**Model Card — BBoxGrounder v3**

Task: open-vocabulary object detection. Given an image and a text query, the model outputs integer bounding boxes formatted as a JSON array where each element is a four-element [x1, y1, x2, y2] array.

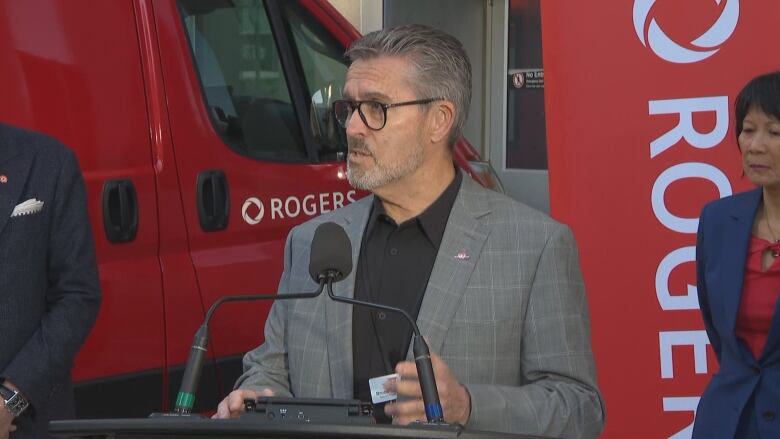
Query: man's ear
[[428, 100, 456, 144]]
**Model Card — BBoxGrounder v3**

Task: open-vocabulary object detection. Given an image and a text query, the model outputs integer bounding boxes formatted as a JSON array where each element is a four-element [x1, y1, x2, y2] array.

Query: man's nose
[[345, 108, 369, 136]]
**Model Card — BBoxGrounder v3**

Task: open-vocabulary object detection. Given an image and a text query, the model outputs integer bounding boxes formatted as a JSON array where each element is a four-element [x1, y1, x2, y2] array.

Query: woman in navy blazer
[[695, 71, 780, 438]]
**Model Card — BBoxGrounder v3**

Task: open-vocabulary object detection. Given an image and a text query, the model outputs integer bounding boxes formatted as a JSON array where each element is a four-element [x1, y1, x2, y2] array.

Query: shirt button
[[763, 410, 776, 421], [389, 248, 398, 256], [377, 311, 386, 320]]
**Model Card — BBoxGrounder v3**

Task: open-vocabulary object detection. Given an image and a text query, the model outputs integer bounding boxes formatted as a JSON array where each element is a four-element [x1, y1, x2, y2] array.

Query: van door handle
[[196, 170, 230, 232], [102, 179, 138, 243]]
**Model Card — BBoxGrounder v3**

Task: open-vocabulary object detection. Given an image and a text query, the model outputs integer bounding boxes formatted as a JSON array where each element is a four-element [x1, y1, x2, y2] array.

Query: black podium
[[50, 418, 554, 439]]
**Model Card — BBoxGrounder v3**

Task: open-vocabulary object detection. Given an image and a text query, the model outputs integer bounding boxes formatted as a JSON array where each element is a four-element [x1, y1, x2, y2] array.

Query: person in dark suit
[[0, 123, 101, 439], [695, 71, 780, 438]]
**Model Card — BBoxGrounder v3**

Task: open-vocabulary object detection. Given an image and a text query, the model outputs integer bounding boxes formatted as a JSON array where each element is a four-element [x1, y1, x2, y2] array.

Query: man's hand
[[383, 353, 471, 425], [0, 399, 17, 439], [213, 388, 274, 419], [0, 380, 21, 439]]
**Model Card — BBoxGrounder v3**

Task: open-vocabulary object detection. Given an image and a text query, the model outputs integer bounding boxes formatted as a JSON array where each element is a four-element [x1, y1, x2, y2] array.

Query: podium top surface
[[50, 418, 554, 439]]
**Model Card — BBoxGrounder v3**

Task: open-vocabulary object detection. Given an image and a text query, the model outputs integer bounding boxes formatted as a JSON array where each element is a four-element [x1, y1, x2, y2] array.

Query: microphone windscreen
[[309, 222, 353, 283]]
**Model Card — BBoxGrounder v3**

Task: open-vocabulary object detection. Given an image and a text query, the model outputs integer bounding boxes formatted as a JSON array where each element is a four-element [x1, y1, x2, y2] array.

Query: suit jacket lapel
[[762, 297, 780, 361], [411, 178, 490, 356], [0, 147, 33, 237], [325, 196, 372, 398], [722, 188, 762, 338]]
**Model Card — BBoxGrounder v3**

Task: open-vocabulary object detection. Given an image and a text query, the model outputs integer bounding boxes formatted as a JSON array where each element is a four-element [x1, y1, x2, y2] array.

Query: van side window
[[179, 0, 307, 161], [280, 2, 349, 160]]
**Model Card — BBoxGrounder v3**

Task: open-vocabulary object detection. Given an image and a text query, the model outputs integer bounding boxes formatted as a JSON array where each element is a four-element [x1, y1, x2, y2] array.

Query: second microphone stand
[[323, 275, 445, 424]]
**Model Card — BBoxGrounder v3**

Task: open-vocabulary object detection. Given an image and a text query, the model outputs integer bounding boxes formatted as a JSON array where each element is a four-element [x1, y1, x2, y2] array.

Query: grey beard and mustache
[[346, 136, 424, 191]]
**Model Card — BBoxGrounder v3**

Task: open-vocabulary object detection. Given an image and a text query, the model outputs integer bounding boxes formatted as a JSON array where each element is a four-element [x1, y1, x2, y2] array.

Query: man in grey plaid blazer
[[216, 25, 604, 438]]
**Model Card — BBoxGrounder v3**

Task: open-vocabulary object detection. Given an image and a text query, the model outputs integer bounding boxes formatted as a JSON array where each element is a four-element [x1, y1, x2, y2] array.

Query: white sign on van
[[242, 197, 265, 225], [241, 191, 358, 225]]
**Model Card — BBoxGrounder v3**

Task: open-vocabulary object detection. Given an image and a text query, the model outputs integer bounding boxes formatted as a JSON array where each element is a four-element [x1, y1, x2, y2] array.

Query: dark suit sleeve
[[696, 203, 721, 362], [2, 147, 101, 409]]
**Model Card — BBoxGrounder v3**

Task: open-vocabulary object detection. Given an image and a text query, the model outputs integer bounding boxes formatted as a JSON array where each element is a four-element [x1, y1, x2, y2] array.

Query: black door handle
[[102, 179, 138, 243], [196, 170, 229, 232]]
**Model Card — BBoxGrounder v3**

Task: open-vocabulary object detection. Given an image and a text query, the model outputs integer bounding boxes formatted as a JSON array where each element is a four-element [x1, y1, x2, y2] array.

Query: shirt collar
[[366, 168, 462, 248]]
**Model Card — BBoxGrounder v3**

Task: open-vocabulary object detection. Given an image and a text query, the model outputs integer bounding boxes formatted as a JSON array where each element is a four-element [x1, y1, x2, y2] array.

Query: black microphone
[[313, 223, 445, 424], [309, 221, 353, 283], [172, 222, 350, 415]]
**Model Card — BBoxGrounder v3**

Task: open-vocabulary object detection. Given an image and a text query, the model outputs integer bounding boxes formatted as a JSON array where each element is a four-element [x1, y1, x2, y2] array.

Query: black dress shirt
[[352, 169, 462, 422]]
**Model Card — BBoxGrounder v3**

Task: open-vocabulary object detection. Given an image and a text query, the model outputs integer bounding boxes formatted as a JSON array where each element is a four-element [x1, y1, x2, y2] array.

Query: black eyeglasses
[[332, 98, 443, 131]]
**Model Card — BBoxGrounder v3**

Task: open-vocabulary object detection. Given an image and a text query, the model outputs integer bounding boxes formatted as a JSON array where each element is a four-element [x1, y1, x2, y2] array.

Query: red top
[[737, 236, 780, 359]]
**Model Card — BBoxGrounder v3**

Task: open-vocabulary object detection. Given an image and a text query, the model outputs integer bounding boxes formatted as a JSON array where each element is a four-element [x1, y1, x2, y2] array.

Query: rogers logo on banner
[[633, 0, 740, 63], [635, 0, 743, 437], [541, 0, 775, 437]]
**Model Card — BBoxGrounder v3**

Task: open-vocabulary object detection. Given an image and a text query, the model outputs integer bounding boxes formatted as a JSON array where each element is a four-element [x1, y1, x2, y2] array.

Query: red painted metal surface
[[300, 0, 361, 47], [0, 0, 166, 380], [132, 0, 211, 409], [152, 0, 358, 363], [0, 0, 495, 414]]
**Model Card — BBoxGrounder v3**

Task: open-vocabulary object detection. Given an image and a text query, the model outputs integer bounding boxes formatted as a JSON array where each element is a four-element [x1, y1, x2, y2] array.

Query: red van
[[0, 0, 501, 417]]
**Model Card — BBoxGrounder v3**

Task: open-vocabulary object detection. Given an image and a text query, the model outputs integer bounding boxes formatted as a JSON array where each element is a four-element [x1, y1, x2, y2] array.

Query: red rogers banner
[[541, 1, 779, 437]]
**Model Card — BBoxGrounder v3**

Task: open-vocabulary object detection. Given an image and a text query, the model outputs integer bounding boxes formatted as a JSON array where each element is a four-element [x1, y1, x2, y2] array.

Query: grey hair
[[345, 24, 472, 147]]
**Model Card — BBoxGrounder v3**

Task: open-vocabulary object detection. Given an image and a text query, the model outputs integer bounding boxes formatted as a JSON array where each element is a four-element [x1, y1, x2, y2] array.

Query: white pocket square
[[11, 198, 44, 217]]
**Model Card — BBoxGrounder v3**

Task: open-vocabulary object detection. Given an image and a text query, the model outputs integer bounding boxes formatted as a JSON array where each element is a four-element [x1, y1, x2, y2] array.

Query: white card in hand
[[368, 373, 399, 404]]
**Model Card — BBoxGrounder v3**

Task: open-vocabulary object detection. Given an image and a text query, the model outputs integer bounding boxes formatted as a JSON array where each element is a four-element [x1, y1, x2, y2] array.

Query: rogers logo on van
[[241, 191, 357, 225], [633, 0, 739, 64], [242, 197, 265, 225]]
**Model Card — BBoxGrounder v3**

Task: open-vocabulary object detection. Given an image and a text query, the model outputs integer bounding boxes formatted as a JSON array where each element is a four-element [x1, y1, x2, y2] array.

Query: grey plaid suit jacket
[[237, 176, 604, 438]]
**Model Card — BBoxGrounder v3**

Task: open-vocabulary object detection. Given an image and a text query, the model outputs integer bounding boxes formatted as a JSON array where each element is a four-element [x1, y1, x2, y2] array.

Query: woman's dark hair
[[735, 71, 780, 143]]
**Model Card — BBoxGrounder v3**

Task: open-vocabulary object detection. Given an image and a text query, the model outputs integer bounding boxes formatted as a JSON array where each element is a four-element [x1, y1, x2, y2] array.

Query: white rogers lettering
[[649, 97, 730, 158], [651, 162, 732, 233], [302, 195, 318, 216], [649, 93, 733, 436], [663, 397, 701, 439], [242, 191, 358, 224], [333, 192, 345, 209], [319, 192, 331, 213], [656, 246, 697, 311], [659, 331, 711, 379]]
